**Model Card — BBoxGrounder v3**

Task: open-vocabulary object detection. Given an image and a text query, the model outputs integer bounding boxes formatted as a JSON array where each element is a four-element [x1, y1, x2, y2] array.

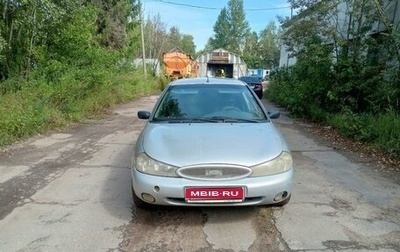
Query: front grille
[[176, 164, 252, 180]]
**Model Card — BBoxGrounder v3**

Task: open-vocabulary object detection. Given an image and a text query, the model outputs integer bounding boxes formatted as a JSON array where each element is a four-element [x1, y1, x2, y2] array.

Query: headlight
[[134, 153, 178, 177], [251, 151, 293, 176]]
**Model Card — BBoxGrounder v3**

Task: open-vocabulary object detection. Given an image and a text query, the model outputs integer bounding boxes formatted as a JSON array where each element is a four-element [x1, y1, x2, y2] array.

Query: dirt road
[[0, 95, 399, 251]]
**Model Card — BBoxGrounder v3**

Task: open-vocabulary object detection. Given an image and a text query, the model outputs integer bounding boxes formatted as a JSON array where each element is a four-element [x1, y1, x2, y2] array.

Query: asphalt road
[[0, 95, 399, 252]]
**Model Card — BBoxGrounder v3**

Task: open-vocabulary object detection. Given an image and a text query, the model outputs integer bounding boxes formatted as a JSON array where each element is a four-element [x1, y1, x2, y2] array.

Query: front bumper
[[131, 168, 294, 206]]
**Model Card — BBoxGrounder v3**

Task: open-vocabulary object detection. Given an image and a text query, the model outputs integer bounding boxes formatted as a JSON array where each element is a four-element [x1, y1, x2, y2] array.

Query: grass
[[0, 67, 162, 147], [328, 110, 400, 158]]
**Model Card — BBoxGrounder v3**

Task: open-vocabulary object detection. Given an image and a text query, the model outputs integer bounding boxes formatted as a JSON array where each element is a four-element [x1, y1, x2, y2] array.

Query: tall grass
[[0, 66, 161, 147], [329, 111, 400, 157]]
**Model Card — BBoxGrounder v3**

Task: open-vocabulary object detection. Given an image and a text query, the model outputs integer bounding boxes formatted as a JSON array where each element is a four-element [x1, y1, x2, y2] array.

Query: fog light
[[274, 191, 288, 202], [141, 193, 156, 203]]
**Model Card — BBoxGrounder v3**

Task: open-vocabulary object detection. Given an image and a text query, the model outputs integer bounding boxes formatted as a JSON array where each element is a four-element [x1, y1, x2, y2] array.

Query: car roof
[[239, 75, 261, 80], [169, 77, 247, 87]]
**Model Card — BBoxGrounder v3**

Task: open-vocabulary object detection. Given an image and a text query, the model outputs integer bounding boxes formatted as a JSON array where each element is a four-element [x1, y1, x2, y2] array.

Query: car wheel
[[274, 195, 291, 207], [131, 183, 152, 209]]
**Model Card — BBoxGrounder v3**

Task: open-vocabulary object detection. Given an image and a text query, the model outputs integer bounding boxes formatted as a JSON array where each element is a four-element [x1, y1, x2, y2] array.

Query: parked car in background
[[238, 75, 264, 99], [131, 77, 293, 208]]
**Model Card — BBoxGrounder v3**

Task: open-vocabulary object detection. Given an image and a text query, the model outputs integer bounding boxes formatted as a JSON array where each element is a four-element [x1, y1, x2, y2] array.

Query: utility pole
[[139, 0, 147, 76], [286, 6, 293, 68]]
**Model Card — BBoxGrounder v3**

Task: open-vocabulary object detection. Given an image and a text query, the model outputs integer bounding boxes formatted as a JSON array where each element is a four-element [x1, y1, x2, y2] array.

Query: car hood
[[140, 123, 286, 167]]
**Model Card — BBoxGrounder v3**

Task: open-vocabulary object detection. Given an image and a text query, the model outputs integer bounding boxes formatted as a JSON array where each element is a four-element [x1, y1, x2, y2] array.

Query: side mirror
[[267, 110, 280, 119], [138, 111, 151, 119]]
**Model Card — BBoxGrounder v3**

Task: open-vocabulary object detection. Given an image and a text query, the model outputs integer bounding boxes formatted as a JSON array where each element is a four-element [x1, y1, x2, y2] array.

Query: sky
[[142, 0, 293, 51]]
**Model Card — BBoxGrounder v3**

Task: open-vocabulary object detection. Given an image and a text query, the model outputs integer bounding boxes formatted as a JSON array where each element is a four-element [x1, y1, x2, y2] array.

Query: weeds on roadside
[[329, 111, 400, 157], [0, 65, 160, 147]]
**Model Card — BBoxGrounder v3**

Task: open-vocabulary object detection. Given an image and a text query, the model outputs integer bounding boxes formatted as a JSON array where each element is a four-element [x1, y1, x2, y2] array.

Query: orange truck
[[162, 49, 197, 80]]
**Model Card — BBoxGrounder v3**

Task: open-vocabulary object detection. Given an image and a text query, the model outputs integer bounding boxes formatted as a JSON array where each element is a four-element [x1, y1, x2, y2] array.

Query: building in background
[[196, 48, 247, 79]]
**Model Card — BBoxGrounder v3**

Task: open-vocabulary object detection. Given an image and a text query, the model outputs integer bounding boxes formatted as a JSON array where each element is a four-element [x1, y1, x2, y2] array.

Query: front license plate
[[185, 187, 245, 203]]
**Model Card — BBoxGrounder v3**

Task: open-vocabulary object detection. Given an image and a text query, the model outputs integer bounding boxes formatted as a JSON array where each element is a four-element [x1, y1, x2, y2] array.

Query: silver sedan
[[131, 77, 294, 208]]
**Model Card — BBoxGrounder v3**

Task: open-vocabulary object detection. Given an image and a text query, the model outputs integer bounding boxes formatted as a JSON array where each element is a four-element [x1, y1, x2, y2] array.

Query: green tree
[[167, 26, 181, 49], [0, 0, 141, 81], [226, 0, 249, 54], [208, 7, 230, 50], [242, 31, 260, 68], [90, 0, 140, 49], [0, 0, 55, 78], [208, 0, 249, 54], [165, 26, 196, 56], [142, 14, 168, 59], [259, 22, 280, 69], [180, 34, 196, 56], [239, 21, 280, 69]]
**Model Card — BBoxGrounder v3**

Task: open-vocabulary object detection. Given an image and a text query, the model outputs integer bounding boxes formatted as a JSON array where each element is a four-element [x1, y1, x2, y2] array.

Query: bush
[[328, 110, 400, 157], [373, 111, 400, 157], [0, 63, 160, 147], [328, 110, 375, 142]]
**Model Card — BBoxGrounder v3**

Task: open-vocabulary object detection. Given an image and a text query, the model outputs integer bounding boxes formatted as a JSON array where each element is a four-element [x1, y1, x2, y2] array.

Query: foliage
[[0, 0, 141, 80], [267, 0, 400, 157], [142, 14, 168, 60], [242, 32, 260, 67], [207, 0, 250, 55], [208, 8, 231, 51], [329, 111, 400, 157], [0, 0, 164, 147], [180, 34, 196, 57], [0, 60, 160, 147], [258, 22, 281, 69], [225, 0, 250, 54], [91, 0, 140, 49], [165, 27, 196, 56], [266, 41, 333, 118]]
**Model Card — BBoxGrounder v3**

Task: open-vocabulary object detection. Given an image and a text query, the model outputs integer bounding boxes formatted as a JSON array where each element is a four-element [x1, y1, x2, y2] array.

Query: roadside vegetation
[[0, 63, 163, 146], [0, 1, 166, 147], [266, 0, 400, 159]]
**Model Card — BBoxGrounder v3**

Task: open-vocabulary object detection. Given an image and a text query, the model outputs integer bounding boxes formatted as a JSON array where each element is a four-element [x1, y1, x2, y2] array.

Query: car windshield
[[153, 84, 267, 122]]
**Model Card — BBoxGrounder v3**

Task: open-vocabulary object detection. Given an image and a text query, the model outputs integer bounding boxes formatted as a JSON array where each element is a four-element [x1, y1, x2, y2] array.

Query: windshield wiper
[[154, 117, 262, 123], [203, 116, 262, 123], [166, 117, 235, 123], [234, 118, 263, 123], [154, 118, 220, 123]]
